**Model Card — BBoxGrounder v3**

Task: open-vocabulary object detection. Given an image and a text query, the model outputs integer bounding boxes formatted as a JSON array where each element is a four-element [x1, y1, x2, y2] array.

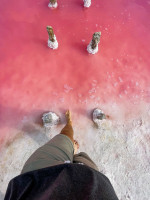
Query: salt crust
[[87, 40, 98, 54], [48, 2, 58, 8], [48, 35, 58, 49], [83, 0, 91, 8], [0, 107, 150, 200]]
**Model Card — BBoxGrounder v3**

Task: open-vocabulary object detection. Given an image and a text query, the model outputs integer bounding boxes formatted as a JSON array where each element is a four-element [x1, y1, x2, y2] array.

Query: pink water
[[0, 0, 150, 146]]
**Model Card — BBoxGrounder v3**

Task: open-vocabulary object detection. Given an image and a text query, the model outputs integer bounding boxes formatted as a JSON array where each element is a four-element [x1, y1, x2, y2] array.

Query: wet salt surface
[[0, 105, 150, 200], [0, 0, 149, 141]]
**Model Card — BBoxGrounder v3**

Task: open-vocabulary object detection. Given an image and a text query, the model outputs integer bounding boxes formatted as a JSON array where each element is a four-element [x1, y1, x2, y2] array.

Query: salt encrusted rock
[[42, 112, 60, 128], [48, 35, 58, 49], [87, 41, 98, 54], [92, 108, 106, 127], [47, 26, 58, 49], [48, 0, 58, 8], [87, 32, 101, 54], [83, 0, 91, 8]]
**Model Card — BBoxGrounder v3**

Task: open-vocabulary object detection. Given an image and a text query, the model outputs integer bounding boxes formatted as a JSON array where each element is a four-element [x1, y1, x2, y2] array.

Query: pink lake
[[0, 0, 150, 147]]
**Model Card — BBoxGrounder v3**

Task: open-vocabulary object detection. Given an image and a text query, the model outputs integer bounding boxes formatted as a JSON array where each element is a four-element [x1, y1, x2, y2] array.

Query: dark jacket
[[4, 164, 119, 200]]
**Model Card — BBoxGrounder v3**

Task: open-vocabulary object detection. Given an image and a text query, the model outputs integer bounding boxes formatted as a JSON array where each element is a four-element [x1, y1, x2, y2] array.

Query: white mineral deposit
[[48, 35, 58, 49], [84, 0, 91, 8]]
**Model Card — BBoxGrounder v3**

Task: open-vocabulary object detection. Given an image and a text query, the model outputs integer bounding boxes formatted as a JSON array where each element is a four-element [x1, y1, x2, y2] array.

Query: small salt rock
[[48, 0, 58, 8], [84, 0, 91, 8], [42, 112, 60, 128], [47, 26, 58, 50], [48, 2, 58, 8], [48, 35, 58, 49], [87, 32, 101, 54], [87, 41, 98, 54], [93, 108, 106, 126]]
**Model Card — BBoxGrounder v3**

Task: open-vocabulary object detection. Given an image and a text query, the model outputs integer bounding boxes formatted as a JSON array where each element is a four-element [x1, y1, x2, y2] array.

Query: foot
[[74, 140, 79, 154], [65, 110, 72, 124]]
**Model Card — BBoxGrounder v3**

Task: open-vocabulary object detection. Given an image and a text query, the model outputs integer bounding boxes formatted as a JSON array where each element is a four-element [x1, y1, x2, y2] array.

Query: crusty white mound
[[42, 112, 60, 128], [83, 0, 91, 8], [48, 35, 58, 49], [48, 2, 58, 8], [93, 108, 106, 127], [87, 41, 99, 54]]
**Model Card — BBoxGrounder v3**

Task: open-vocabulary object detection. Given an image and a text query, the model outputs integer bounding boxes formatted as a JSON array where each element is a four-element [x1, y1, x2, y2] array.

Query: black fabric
[[4, 164, 119, 200]]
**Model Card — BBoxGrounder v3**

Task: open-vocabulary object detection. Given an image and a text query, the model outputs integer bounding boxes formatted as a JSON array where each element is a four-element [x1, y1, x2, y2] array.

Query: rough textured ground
[[0, 105, 150, 200], [0, 0, 150, 199]]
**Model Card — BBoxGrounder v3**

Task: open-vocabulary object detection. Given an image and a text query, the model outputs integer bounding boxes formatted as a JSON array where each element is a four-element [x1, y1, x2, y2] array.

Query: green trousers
[[21, 134, 99, 174]]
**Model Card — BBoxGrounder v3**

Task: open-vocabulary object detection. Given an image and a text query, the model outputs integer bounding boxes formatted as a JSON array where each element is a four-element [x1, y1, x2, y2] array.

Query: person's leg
[[21, 110, 74, 174], [60, 110, 74, 143], [73, 152, 99, 171]]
